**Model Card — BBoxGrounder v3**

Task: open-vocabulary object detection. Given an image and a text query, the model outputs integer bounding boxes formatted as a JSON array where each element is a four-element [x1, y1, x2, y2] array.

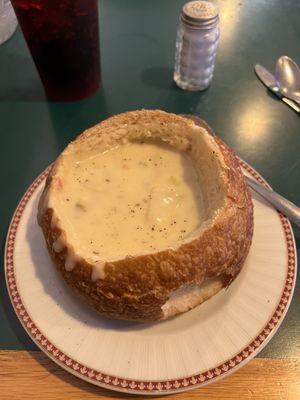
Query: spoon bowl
[[275, 56, 300, 103]]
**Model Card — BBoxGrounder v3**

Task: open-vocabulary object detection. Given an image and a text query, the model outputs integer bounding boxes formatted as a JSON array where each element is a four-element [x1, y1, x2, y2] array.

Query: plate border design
[[5, 162, 297, 395]]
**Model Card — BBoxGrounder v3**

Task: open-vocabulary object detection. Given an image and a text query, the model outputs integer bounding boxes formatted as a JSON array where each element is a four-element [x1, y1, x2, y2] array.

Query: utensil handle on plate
[[245, 176, 300, 227]]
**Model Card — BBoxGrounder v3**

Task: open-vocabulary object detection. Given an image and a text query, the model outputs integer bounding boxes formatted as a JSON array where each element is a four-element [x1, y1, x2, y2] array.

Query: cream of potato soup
[[50, 141, 204, 261]]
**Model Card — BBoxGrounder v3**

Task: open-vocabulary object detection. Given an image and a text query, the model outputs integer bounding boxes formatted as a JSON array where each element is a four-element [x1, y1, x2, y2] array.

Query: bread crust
[[38, 110, 253, 322]]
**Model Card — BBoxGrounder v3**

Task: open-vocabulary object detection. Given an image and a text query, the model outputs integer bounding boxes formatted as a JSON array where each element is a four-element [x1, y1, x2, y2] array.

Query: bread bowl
[[37, 110, 253, 322]]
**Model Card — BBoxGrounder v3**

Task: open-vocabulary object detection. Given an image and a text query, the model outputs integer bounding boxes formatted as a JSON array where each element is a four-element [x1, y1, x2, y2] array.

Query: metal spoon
[[275, 56, 300, 104], [181, 114, 300, 226]]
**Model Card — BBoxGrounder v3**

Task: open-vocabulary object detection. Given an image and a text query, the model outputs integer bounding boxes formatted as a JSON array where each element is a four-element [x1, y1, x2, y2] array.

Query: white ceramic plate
[[5, 161, 297, 395]]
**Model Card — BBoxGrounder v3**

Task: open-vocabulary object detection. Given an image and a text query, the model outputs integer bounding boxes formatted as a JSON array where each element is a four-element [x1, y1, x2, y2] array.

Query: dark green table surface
[[0, 0, 299, 359]]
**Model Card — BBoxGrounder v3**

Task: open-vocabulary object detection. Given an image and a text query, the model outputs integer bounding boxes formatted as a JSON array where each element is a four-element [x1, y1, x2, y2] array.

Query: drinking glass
[[11, 0, 101, 101]]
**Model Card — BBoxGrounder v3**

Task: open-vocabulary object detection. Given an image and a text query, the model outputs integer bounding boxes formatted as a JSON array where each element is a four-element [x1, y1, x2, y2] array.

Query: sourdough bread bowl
[[37, 110, 253, 322]]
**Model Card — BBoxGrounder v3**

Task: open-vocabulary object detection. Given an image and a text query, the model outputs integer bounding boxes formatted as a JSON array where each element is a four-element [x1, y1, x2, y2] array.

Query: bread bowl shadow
[[27, 191, 248, 335]]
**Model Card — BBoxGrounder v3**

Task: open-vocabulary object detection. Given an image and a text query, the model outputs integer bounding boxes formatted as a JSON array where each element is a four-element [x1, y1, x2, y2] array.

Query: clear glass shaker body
[[174, 18, 219, 91], [0, 0, 17, 45]]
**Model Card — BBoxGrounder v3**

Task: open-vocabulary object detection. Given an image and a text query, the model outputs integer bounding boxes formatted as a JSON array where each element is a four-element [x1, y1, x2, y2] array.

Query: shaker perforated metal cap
[[181, 1, 219, 29]]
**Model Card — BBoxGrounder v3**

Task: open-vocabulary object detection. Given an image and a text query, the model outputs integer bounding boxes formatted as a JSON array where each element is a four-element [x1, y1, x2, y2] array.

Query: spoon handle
[[245, 176, 300, 227], [269, 85, 300, 113], [282, 97, 300, 113]]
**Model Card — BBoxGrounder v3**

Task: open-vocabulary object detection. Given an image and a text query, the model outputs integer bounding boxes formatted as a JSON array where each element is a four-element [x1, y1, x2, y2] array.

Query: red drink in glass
[[11, 0, 101, 101]]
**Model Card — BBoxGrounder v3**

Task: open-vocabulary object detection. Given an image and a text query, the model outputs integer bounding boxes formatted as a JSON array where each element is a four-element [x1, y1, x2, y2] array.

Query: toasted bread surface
[[38, 110, 253, 321]]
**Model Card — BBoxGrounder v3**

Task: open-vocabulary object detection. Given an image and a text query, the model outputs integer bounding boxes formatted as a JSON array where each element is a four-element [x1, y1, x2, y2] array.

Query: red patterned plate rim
[[4, 161, 297, 395]]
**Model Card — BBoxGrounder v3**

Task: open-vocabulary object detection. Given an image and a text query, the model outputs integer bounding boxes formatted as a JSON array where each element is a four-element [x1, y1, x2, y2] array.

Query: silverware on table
[[254, 64, 300, 113], [245, 175, 300, 227], [275, 56, 300, 105]]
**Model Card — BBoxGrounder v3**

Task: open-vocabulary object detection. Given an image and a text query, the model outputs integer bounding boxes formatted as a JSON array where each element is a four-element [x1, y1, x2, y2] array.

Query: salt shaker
[[174, 0, 219, 91], [0, 0, 17, 45]]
